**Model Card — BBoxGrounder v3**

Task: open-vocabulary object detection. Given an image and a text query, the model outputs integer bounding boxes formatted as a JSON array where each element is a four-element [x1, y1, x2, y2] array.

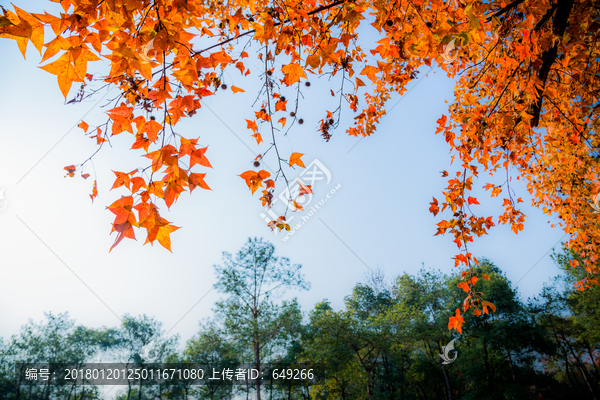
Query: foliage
[[1, 243, 600, 398], [1, 0, 599, 327], [212, 237, 309, 400]]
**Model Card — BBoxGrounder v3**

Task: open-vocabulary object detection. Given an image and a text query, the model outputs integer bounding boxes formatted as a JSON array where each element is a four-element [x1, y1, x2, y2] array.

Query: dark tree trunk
[[366, 368, 374, 400], [482, 341, 494, 392], [561, 334, 598, 400], [530, 0, 575, 127], [138, 379, 143, 400], [254, 335, 261, 400], [506, 349, 517, 382], [441, 362, 452, 400]]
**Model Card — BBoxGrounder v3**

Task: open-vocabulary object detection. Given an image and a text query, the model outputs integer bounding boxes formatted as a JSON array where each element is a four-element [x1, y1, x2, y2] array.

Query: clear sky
[[0, 0, 567, 348]]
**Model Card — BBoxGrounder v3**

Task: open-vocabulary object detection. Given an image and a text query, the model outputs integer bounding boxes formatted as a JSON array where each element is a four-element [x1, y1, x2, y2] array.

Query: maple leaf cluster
[[2, 0, 599, 331]]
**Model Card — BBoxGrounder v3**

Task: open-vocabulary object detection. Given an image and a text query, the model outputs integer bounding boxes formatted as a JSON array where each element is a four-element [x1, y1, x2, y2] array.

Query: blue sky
[[0, 0, 567, 347]]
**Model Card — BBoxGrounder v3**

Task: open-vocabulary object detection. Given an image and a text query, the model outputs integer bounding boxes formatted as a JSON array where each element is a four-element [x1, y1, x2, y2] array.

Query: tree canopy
[[2, 246, 600, 399], [213, 237, 309, 400], [1, 0, 598, 331]]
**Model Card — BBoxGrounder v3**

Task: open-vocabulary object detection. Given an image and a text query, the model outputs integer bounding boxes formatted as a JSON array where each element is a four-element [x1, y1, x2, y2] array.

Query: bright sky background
[[0, 0, 567, 351]]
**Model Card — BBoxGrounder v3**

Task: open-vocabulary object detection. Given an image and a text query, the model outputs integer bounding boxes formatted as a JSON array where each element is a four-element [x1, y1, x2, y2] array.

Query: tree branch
[[530, 0, 575, 127], [485, 0, 525, 22]]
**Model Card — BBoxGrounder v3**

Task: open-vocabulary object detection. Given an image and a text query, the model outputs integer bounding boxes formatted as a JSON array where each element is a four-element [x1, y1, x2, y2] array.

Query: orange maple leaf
[[291, 199, 304, 211], [64, 165, 76, 177], [289, 152, 305, 168], [239, 170, 271, 194], [179, 137, 198, 157], [448, 308, 465, 334], [260, 190, 274, 207], [144, 218, 180, 252], [467, 196, 480, 205], [78, 121, 89, 132], [297, 179, 312, 196], [275, 100, 287, 112], [190, 146, 212, 168], [245, 119, 258, 132], [39, 52, 83, 99], [111, 171, 131, 190], [110, 221, 136, 252], [281, 63, 307, 85], [429, 197, 439, 216], [189, 173, 211, 192], [130, 177, 147, 193], [108, 196, 138, 251], [163, 179, 185, 208], [457, 281, 470, 293], [90, 180, 98, 202], [482, 301, 496, 314]]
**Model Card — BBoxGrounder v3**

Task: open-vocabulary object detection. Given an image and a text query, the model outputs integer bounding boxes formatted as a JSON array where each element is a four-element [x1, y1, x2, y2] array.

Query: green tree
[[393, 268, 459, 400], [526, 248, 600, 400], [184, 320, 239, 400], [450, 259, 546, 400], [213, 237, 309, 400], [309, 281, 409, 400], [116, 314, 179, 400], [301, 300, 363, 400], [0, 312, 106, 400]]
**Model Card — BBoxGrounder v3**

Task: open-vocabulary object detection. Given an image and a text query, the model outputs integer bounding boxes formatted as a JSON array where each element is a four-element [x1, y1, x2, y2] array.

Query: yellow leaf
[[39, 53, 82, 99], [41, 35, 71, 63], [360, 65, 378, 82], [155, 224, 180, 252], [13, 6, 44, 52]]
